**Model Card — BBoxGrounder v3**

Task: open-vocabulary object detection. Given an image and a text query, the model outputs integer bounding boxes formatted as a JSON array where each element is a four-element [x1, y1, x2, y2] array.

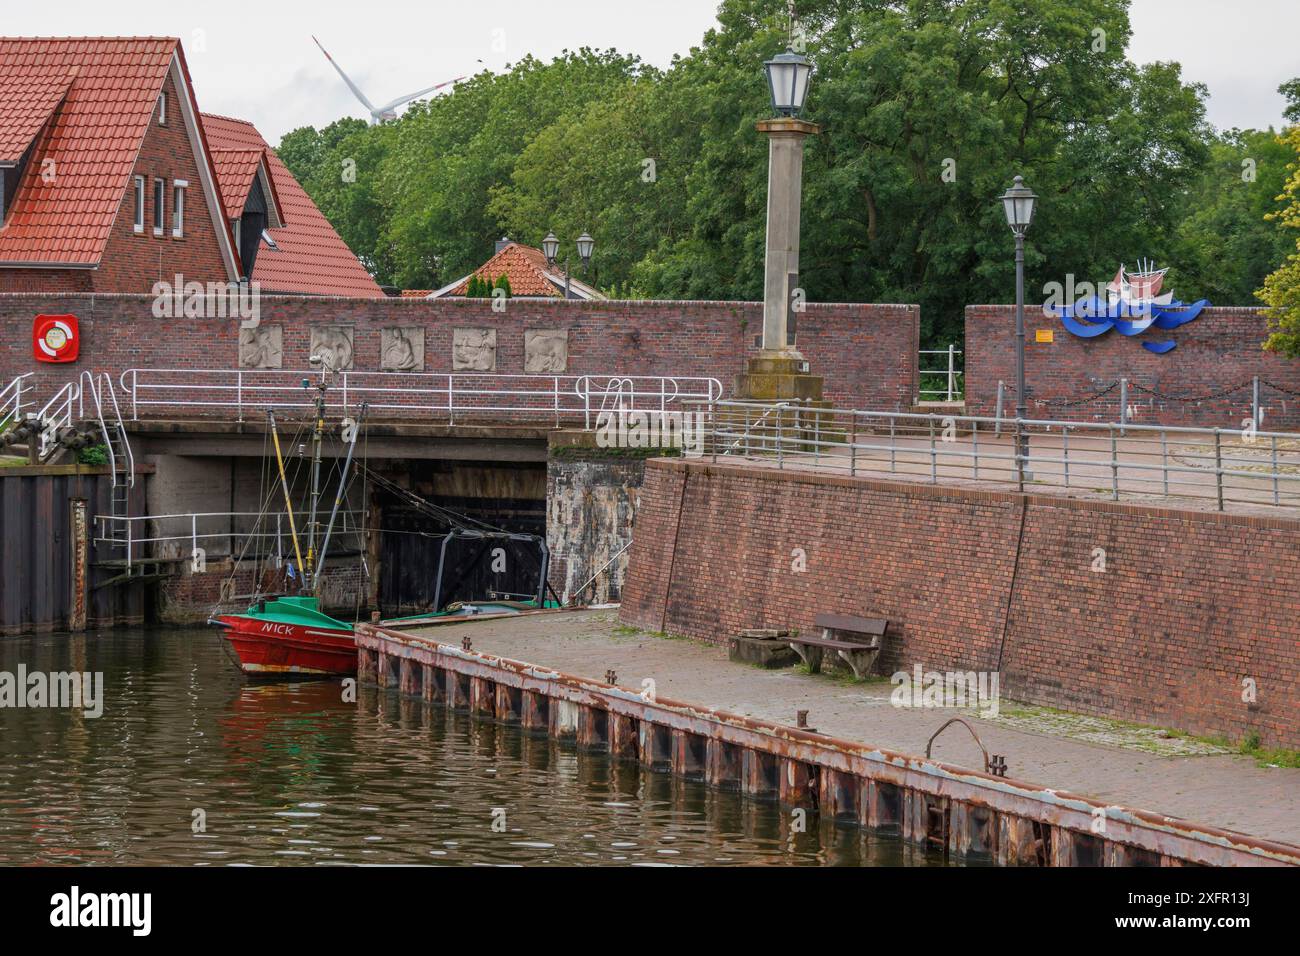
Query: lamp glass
[[541, 232, 559, 263], [576, 232, 594, 263], [1000, 176, 1037, 234], [764, 49, 811, 116]]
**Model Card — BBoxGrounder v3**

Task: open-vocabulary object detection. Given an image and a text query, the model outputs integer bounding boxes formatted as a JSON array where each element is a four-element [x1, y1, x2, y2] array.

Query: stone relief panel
[[309, 326, 355, 370], [238, 324, 283, 369], [524, 329, 569, 373], [452, 328, 497, 371], [380, 327, 425, 372]]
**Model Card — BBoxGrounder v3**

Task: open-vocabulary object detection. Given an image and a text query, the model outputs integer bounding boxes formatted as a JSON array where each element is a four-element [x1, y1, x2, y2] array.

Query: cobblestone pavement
[[406, 608, 1300, 846]]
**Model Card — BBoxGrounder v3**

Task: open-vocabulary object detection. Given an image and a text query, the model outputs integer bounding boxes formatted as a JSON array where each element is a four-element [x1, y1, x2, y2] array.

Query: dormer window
[[158, 92, 167, 126]]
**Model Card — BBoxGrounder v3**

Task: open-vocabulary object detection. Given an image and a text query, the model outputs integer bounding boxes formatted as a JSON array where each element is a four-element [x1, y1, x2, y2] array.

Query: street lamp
[[764, 48, 813, 118], [541, 232, 560, 266], [542, 231, 594, 298], [999, 174, 1037, 484]]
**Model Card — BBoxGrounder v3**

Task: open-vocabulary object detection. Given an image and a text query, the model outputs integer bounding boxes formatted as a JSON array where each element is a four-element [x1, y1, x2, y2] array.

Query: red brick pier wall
[[621, 458, 1299, 749], [965, 305, 1300, 429]]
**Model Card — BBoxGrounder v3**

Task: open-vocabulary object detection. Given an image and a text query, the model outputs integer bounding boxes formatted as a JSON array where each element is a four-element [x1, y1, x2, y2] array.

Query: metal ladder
[[80, 372, 136, 560]]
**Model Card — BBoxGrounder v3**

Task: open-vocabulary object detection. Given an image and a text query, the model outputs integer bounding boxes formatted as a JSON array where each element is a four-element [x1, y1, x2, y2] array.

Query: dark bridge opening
[[376, 460, 547, 616]]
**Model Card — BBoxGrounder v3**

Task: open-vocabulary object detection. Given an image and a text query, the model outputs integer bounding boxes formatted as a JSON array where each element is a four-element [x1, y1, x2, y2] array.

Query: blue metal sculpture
[[1048, 262, 1210, 353]]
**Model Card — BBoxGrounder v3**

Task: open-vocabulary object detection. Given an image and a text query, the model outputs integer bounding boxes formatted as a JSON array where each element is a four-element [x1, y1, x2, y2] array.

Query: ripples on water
[[0, 628, 943, 866]]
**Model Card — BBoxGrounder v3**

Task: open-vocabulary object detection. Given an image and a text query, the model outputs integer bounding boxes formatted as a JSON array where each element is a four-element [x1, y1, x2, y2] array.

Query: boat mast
[[305, 374, 326, 589], [315, 402, 367, 598], [268, 410, 306, 588]]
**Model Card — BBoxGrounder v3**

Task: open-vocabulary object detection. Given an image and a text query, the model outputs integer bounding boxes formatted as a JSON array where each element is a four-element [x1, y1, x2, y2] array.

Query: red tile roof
[[0, 70, 73, 163], [448, 243, 559, 296], [209, 148, 264, 219], [202, 113, 384, 297], [0, 37, 179, 265]]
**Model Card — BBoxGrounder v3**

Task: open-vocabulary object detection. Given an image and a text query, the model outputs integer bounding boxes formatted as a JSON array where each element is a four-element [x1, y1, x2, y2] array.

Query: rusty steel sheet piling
[[355, 622, 1300, 868]]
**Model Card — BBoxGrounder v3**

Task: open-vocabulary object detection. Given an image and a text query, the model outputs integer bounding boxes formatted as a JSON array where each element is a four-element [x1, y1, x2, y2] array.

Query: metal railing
[[34, 381, 79, 460], [79, 371, 135, 486], [117, 369, 724, 425], [94, 510, 367, 569], [918, 345, 963, 402], [0, 373, 34, 427], [695, 399, 1300, 512]]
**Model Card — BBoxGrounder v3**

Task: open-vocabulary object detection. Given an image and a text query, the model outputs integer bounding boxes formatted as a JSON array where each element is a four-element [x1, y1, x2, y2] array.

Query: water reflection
[[0, 628, 943, 866]]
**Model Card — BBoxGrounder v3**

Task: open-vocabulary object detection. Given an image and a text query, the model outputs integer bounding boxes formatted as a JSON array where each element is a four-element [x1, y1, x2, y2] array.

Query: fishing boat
[[211, 361, 558, 678], [211, 359, 366, 677]]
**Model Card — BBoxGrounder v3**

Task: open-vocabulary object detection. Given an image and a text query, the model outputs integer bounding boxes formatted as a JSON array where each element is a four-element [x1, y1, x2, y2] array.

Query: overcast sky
[[5, 1, 1297, 143]]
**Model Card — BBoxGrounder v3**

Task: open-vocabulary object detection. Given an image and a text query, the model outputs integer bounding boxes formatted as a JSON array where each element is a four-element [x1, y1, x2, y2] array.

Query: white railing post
[[947, 344, 956, 402]]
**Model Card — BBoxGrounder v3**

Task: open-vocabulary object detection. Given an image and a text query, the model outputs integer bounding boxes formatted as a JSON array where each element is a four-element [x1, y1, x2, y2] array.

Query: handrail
[[0, 372, 34, 426], [116, 368, 725, 424], [35, 380, 79, 461], [565, 537, 634, 606], [918, 345, 964, 402], [78, 372, 116, 478], [78, 371, 135, 486], [695, 399, 1300, 512]]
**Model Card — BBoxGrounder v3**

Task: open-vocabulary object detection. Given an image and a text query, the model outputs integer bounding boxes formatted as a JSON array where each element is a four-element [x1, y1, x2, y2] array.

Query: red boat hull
[[216, 615, 356, 677]]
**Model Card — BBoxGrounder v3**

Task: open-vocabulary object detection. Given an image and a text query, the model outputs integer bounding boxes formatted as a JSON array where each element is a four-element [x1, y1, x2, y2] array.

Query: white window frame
[[172, 180, 187, 238], [153, 178, 165, 236], [133, 176, 145, 233], [158, 91, 167, 126]]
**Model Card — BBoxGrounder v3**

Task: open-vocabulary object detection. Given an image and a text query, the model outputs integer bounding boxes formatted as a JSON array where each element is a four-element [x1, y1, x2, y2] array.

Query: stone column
[[756, 117, 820, 355], [735, 117, 826, 405]]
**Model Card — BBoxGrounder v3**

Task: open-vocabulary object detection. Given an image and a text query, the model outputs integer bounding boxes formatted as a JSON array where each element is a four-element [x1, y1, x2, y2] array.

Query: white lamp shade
[[541, 232, 559, 263], [1000, 176, 1037, 234], [765, 49, 812, 116], [576, 232, 594, 262]]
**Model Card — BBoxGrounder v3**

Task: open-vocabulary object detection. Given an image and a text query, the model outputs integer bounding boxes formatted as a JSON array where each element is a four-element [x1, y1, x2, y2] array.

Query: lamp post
[[999, 174, 1037, 483], [758, 47, 816, 353], [543, 231, 594, 299]]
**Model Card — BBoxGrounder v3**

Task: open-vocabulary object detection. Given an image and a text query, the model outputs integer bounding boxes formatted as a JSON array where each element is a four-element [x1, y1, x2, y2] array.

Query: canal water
[[0, 627, 943, 866]]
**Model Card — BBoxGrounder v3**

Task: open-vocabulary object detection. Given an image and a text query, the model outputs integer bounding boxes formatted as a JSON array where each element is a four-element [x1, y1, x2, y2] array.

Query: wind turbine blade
[[376, 76, 467, 113], [313, 36, 379, 115]]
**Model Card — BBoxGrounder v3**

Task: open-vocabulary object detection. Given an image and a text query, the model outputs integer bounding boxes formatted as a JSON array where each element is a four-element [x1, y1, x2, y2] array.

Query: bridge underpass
[[16, 369, 715, 627], [0, 367, 705, 628]]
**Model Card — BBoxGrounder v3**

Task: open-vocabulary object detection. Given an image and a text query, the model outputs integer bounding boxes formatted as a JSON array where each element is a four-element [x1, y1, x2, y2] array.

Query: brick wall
[[0, 294, 918, 414], [965, 305, 1300, 429], [621, 458, 1300, 749], [94, 71, 232, 293]]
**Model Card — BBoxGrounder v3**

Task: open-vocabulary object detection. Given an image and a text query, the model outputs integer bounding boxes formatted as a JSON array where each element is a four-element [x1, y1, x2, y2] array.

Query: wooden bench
[[788, 613, 887, 679]]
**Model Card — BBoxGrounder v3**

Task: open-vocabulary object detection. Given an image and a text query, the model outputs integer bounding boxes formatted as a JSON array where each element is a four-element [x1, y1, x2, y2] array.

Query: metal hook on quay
[[925, 717, 1008, 778]]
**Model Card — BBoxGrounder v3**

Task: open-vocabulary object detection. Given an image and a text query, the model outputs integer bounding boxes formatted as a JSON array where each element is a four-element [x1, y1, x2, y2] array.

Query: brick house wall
[[93, 71, 232, 293], [620, 458, 1300, 749], [0, 294, 919, 413], [965, 305, 1300, 429], [0, 72, 232, 295], [0, 270, 93, 293]]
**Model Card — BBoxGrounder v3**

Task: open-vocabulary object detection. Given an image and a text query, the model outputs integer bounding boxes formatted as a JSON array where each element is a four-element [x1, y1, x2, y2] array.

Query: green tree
[[1260, 123, 1300, 356], [1175, 128, 1293, 304], [282, 0, 1231, 351]]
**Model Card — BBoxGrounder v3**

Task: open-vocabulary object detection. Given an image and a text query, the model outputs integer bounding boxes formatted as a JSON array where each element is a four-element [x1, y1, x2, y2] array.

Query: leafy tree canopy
[[278, 0, 1291, 350]]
